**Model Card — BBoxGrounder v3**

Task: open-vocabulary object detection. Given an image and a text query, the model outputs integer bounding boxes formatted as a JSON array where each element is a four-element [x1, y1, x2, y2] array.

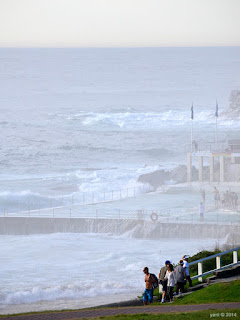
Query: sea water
[[0, 47, 240, 212], [0, 47, 240, 313], [0, 233, 224, 314]]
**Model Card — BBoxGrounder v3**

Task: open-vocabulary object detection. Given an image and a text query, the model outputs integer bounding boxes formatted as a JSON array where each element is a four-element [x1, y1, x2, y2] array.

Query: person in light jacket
[[182, 255, 192, 287], [164, 263, 176, 303]]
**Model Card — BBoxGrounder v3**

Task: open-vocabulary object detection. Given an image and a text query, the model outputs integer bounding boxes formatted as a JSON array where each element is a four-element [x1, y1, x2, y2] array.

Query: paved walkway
[[1, 303, 240, 320]]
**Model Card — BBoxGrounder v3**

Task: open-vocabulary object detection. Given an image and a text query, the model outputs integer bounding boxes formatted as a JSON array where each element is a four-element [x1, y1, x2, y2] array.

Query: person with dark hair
[[174, 260, 186, 295], [142, 267, 154, 305], [159, 260, 170, 303], [164, 263, 176, 303]]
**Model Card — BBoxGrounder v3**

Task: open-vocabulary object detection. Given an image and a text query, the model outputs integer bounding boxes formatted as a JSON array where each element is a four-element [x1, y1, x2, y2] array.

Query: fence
[[186, 142, 228, 154], [1, 184, 154, 215], [189, 246, 240, 282], [1, 205, 240, 226]]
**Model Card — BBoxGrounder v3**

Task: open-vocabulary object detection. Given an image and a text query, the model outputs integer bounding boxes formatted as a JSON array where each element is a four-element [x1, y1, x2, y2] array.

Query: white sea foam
[[1, 281, 133, 305], [0, 48, 239, 314], [58, 110, 238, 130], [0, 233, 223, 312]]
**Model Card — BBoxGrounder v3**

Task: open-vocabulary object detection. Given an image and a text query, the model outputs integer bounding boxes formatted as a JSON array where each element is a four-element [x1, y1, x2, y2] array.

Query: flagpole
[[215, 100, 218, 151], [215, 116, 217, 150], [191, 103, 194, 152], [191, 118, 193, 152]]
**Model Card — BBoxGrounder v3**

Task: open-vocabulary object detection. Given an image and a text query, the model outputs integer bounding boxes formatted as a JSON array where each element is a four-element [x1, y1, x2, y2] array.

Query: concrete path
[[1, 302, 240, 320]]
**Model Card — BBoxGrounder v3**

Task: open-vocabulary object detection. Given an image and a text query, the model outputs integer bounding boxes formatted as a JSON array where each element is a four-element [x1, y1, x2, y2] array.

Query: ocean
[[0, 47, 240, 313]]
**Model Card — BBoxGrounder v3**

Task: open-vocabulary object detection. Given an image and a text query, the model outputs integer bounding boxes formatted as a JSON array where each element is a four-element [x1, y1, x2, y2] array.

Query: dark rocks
[[169, 165, 187, 183], [137, 169, 170, 189], [229, 90, 240, 113], [221, 90, 240, 118], [137, 165, 199, 189]]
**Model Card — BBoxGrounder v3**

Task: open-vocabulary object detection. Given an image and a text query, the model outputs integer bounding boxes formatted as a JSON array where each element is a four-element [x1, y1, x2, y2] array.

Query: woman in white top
[[164, 264, 176, 302]]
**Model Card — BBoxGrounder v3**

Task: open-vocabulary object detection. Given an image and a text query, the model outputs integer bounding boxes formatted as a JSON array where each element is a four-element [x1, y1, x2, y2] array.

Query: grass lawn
[[174, 280, 240, 305], [152, 280, 240, 305], [74, 309, 239, 320]]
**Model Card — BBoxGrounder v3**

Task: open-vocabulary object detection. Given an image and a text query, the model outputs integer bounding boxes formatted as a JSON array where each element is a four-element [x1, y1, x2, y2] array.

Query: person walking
[[199, 202, 204, 221], [201, 189, 206, 205], [214, 187, 220, 208], [182, 255, 192, 287], [164, 264, 176, 303], [142, 267, 154, 305], [174, 260, 186, 294], [159, 260, 170, 303]]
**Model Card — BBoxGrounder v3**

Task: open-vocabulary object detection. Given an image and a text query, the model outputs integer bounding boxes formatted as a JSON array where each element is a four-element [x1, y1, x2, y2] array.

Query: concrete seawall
[[0, 217, 240, 243]]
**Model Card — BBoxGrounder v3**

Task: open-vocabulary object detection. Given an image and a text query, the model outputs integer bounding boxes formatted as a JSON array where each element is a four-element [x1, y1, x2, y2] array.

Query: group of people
[[200, 187, 239, 212], [213, 187, 238, 210], [143, 255, 192, 305], [220, 190, 238, 210]]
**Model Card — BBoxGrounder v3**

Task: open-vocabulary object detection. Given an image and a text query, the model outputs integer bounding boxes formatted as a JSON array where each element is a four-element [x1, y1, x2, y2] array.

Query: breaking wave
[[54, 110, 240, 130]]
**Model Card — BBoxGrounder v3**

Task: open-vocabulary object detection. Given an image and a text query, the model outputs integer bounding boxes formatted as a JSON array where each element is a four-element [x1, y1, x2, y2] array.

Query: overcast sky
[[0, 0, 239, 47]]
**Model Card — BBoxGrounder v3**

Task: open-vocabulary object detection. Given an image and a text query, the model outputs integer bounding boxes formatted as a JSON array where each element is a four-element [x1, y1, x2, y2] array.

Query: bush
[[188, 249, 237, 276]]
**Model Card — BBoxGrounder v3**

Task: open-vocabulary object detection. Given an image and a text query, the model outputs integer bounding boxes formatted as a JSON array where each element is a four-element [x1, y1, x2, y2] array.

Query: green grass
[[150, 280, 240, 306], [74, 309, 240, 320], [174, 280, 240, 305]]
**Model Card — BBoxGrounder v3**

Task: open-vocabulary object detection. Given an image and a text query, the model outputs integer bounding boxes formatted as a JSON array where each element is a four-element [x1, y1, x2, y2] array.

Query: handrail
[[188, 247, 240, 282], [189, 247, 240, 265]]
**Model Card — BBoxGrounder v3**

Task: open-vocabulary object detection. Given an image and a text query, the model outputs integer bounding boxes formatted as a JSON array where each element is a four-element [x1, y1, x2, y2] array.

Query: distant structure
[[220, 90, 240, 118], [187, 140, 240, 183]]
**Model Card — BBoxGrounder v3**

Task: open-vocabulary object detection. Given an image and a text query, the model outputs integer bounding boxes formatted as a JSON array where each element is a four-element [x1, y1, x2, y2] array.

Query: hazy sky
[[0, 0, 240, 47]]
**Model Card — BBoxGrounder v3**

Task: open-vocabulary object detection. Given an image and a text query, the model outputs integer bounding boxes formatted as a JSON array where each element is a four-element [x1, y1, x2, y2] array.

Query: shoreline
[[0, 292, 141, 315]]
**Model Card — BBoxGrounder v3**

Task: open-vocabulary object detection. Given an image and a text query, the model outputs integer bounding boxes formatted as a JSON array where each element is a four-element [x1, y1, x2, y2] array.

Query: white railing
[[0, 184, 154, 215], [1, 205, 240, 226], [189, 247, 240, 282], [187, 142, 227, 154]]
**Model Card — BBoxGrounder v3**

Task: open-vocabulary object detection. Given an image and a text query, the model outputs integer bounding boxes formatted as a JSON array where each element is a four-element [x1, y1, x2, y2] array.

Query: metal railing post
[[53, 208, 54, 218], [70, 208, 72, 218], [198, 261, 203, 282], [134, 187, 136, 197], [216, 256, 221, 269], [233, 250, 238, 264]]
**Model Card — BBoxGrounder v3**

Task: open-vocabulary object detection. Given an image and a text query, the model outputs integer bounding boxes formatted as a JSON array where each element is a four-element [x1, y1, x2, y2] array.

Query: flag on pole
[[191, 104, 194, 120], [215, 100, 218, 117]]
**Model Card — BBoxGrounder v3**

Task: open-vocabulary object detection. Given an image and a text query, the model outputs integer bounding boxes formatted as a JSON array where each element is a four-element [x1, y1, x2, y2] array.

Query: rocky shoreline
[[137, 165, 196, 189]]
